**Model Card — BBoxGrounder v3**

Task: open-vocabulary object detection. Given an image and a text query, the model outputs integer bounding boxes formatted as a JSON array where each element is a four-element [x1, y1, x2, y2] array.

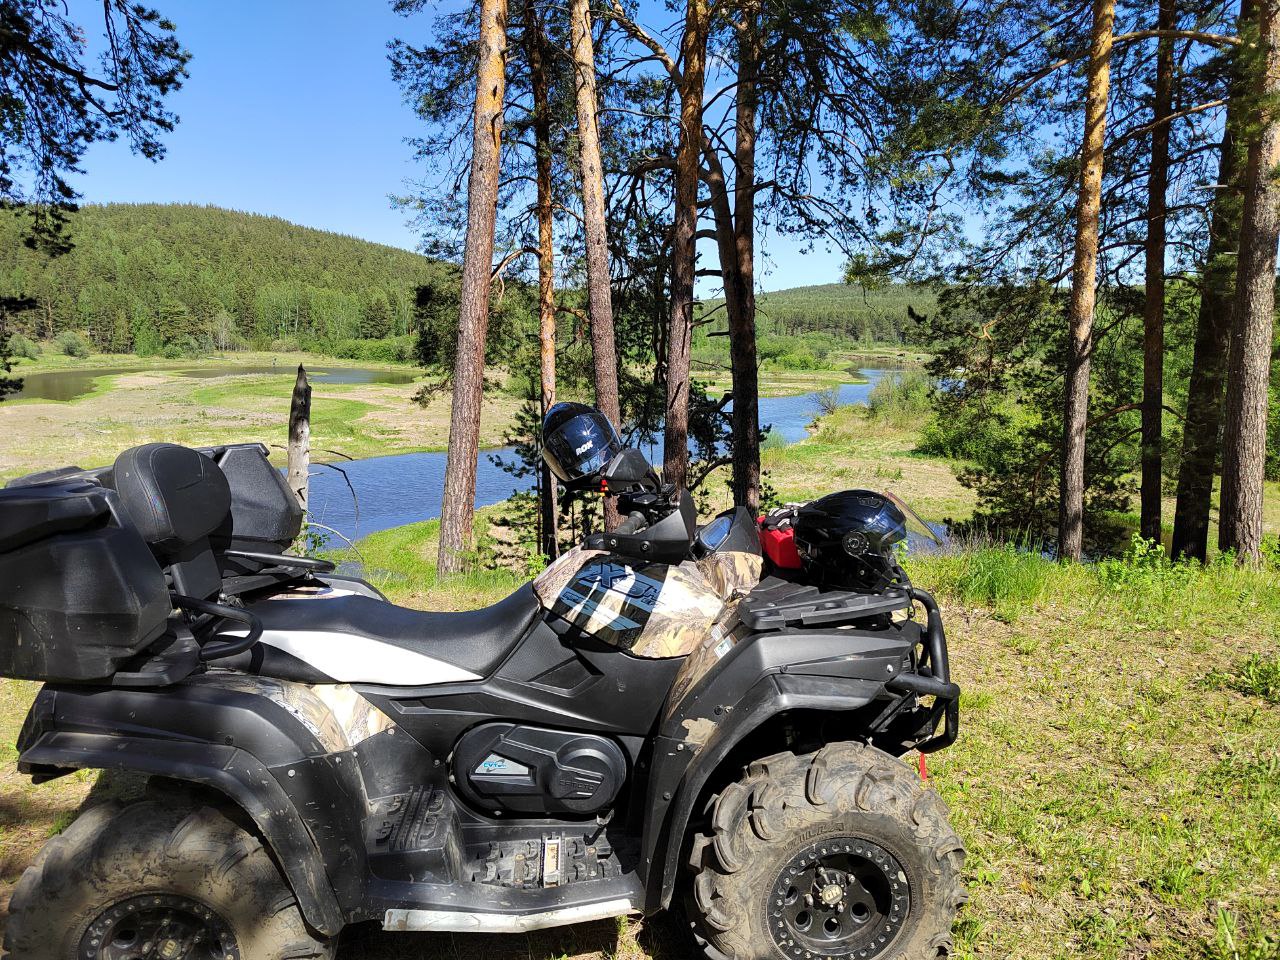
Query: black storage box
[[0, 480, 170, 682], [199, 443, 303, 572]]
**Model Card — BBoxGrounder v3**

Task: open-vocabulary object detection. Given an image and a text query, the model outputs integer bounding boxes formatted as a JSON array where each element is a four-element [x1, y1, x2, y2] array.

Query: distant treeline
[[0, 203, 457, 359], [698, 282, 935, 346]]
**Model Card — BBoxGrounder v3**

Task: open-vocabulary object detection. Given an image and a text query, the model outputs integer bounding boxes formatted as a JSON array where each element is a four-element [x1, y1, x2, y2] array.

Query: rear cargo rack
[[740, 578, 912, 632]]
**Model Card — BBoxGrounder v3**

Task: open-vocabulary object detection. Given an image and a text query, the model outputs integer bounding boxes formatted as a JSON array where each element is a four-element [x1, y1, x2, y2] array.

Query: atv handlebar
[[614, 511, 648, 536]]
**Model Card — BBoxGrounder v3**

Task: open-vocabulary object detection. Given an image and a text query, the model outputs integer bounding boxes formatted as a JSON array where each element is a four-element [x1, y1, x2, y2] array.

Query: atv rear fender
[[14, 680, 405, 937], [640, 595, 958, 911]]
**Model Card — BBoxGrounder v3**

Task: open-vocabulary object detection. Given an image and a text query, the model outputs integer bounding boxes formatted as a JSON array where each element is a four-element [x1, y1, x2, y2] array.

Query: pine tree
[[569, 0, 622, 526], [361, 293, 393, 340], [1059, 0, 1116, 563], [0, 0, 188, 251], [1219, 0, 1280, 563], [437, 0, 509, 576]]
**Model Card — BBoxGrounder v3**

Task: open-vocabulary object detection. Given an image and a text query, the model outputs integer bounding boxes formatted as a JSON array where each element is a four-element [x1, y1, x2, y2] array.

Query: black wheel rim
[[79, 894, 240, 960], [768, 837, 910, 959]]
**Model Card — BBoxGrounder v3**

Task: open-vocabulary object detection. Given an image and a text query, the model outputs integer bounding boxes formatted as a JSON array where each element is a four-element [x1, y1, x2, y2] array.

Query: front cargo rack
[[740, 578, 913, 632]]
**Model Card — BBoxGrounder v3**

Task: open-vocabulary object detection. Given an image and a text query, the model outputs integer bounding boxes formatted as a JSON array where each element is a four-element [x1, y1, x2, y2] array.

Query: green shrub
[[504, 371, 534, 398], [918, 392, 1025, 463], [323, 336, 413, 363], [867, 369, 932, 424], [5, 332, 40, 359], [815, 386, 842, 416], [269, 336, 303, 353], [158, 336, 203, 360], [355, 335, 414, 363], [54, 330, 91, 358], [1095, 535, 1193, 591], [325, 338, 363, 359]]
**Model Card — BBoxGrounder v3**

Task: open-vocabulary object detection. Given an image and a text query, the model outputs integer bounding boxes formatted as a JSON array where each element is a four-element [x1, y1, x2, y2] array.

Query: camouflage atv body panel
[[532, 546, 762, 659]]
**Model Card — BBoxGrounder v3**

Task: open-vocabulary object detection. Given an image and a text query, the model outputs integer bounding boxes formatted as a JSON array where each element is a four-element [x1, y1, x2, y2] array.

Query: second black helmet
[[542, 402, 623, 489]]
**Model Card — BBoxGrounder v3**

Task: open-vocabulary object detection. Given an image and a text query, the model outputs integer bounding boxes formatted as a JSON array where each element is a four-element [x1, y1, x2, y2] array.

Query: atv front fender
[[15, 682, 369, 937], [639, 623, 913, 912]]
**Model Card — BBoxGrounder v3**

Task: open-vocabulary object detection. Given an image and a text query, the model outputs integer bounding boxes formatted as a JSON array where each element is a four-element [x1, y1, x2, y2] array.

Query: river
[[306, 371, 890, 544]]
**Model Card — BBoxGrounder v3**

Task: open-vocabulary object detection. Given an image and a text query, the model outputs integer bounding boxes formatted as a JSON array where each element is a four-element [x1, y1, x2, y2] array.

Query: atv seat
[[240, 585, 543, 685]]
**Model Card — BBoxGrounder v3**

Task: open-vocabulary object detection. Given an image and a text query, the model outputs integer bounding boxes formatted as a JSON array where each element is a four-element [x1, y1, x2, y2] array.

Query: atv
[[0, 403, 965, 960]]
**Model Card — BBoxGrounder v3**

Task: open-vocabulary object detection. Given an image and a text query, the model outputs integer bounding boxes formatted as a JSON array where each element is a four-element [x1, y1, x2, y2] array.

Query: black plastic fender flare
[[641, 672, 886, 911], [18, 730, 345, 935], [16, 684, 356, 937], [636, 618, 915, 912]]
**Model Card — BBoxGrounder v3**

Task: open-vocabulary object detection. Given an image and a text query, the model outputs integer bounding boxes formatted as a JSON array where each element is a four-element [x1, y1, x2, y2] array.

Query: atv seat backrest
[[112, 443, 232, 601]]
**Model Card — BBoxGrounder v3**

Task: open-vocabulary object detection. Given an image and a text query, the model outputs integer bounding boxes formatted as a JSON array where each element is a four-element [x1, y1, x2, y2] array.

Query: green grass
[[3, 348, 421, 377], [917, 543, 1059, 622], [1209, 654, 1280, 706], [905, 548, 1280, 960], [336, 513, 523, 611], [0, 356, 523, 482]]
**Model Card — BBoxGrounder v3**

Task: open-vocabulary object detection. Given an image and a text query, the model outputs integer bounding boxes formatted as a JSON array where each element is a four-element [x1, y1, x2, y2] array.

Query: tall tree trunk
[[526, 2, 558, 559], [730, 0, 762, 512], [1139, 0, 1175, 543], [1058, 0, 1115, 562], [1171, 2, 1252, 562], [438, 0, 508, 576], [570, 0, 621, 528], [287, 364, 311, 512], [1219, 0, 1280, 563], [701, 153, 749, 491], [663, 0, 710, 491]]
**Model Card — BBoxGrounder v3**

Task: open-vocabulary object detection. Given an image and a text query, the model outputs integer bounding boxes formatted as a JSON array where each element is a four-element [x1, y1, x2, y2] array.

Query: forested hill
[[698, 282, 937, 345], [0, 204, 454, 354], [1, 204, 934, 358]]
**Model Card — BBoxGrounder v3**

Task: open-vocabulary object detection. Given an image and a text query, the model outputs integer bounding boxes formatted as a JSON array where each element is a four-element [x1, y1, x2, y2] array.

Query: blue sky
[[70, 0, 848, 293]]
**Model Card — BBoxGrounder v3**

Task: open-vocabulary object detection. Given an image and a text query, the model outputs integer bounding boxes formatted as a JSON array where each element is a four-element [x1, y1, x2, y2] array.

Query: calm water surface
[[307, 372, 891, 544]]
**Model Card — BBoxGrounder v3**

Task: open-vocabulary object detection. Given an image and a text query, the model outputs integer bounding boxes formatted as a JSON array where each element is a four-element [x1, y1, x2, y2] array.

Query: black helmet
[[542, 402, 623, 490], [793, 490, 908, 592]]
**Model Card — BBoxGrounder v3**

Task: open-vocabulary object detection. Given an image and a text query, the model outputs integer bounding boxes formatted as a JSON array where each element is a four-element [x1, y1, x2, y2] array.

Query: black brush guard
[[886, 588, 959, 754]]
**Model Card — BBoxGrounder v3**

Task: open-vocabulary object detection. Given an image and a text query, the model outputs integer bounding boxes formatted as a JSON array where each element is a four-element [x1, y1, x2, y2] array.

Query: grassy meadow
[[1, 376, 1278, 959], [0, 351, 527, 481], [0, 347, 887, 482]]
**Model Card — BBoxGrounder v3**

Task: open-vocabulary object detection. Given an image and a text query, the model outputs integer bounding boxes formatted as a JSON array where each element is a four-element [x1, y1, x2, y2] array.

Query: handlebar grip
[[614, 511, 648, 536]]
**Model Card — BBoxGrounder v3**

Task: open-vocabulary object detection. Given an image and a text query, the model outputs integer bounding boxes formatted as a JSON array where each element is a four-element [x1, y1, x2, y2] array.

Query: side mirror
[[603, 448, 657, 493]]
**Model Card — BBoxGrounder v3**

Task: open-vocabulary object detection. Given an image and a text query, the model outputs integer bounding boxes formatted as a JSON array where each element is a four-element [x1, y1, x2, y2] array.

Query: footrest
[[384, 787, 447, 852], [367, 787, 458, 883], [471, 831, 617, 888]]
